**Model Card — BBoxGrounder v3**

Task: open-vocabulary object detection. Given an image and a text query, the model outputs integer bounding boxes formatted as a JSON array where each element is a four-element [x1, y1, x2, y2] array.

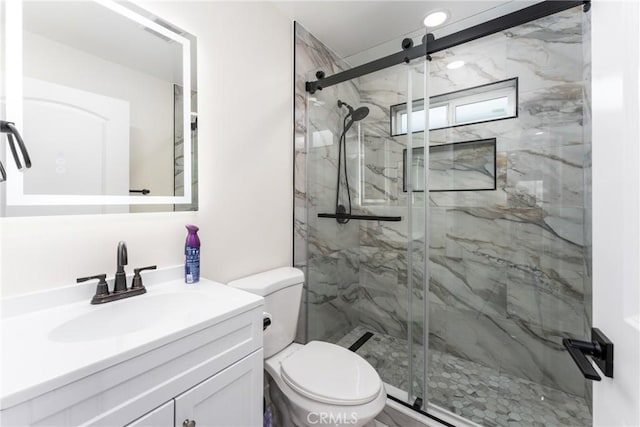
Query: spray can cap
[[185, 224, 200, 247]]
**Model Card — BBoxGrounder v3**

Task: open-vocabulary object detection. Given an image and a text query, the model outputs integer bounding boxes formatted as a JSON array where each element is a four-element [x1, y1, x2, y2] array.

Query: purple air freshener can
[[185, 225, 200, 284]]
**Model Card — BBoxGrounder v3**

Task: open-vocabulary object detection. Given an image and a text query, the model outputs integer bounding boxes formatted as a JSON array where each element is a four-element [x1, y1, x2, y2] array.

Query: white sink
[[48, 292, 207, 342], [0, 269, 264, 411]]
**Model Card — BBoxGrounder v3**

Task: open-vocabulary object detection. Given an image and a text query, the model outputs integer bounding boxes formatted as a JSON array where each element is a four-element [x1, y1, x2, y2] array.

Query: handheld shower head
[[334, 101, 369, 223], [337, 99, 369, 123], [351, 106, 370, 122]]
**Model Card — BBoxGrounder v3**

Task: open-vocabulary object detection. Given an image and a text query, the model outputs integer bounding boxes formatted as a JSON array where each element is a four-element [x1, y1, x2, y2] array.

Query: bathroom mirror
[[0, 0, 197, 215]]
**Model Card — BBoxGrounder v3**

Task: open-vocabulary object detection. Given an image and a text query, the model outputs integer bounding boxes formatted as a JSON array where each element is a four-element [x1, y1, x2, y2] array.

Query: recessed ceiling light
[[447, 60, 465, 70], [423, 10, 449, 28]]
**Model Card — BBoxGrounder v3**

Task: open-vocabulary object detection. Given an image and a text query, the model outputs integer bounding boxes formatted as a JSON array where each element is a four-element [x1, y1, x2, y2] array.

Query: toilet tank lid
[[227, 267, 304, 296]]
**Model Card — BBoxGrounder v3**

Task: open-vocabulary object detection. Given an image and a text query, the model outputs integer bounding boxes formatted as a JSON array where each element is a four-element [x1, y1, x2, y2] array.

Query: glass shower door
[[304, 53, 429, 407], [299, 6, 591, 424], [403, 59, 428, 407], [422, 5, 592, 425]]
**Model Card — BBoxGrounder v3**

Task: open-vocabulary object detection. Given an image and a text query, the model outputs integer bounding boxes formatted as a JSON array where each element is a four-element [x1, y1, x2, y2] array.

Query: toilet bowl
[[228, 267, 386, 427], [265, 342, 386, 426]]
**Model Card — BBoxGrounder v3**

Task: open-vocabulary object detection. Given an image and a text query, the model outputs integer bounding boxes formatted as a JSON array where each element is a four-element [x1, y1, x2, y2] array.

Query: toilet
[[228, 267, 386, 427]]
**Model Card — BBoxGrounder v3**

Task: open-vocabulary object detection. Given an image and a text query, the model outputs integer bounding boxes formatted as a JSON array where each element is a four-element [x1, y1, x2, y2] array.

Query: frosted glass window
[[455, 96, 509, 124], [389, 78, 517, 136], [399, 105, 447, 134], [429, 105, 448, 129]]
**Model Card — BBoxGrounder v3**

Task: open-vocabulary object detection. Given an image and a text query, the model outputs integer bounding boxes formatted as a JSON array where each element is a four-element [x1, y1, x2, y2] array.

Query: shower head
[[351, 106, 369, 122], [337, 100, 370, 122]]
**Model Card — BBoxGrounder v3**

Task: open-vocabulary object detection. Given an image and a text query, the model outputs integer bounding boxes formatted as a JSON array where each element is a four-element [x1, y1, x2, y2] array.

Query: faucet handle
[[77, 274, 109, 304], [131, 265, 157, 290]]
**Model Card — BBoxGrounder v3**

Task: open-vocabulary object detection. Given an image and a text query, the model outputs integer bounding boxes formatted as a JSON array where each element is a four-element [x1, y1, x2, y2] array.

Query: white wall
[[0, 1, 293, 297], [591, 1, 640, 425]]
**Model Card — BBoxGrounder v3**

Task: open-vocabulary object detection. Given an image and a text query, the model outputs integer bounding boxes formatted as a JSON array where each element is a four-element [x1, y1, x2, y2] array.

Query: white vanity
[[0, 267, 264, 426]]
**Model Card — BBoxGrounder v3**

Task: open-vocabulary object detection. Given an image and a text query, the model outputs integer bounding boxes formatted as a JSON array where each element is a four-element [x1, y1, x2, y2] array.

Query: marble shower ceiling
[[274, 1, 540, 61]]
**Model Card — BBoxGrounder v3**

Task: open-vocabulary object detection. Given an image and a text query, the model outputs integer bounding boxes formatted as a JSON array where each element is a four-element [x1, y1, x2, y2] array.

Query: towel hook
[[0, 120, 32, 182]]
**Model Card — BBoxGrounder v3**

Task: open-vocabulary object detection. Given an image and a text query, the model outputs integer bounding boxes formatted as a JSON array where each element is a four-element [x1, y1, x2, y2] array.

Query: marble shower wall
[[295, 29, 429, 399], [353, 7, 590, 398], [294, 23, 362, 343], [295, 25, 428, 352], [294, 5, 591, 402], [346, 61, 428, 357]]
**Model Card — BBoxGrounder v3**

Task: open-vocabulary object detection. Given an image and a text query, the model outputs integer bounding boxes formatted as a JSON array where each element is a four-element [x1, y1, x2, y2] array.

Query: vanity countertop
[[0, 267, 263, 411]]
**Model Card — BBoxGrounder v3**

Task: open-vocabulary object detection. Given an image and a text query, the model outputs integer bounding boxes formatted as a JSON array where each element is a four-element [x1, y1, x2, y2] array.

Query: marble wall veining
[[425, 7, 589, 399], [294, 4, 591, 414], [295, 21, 430, 403], [294, 23, 362, 344]]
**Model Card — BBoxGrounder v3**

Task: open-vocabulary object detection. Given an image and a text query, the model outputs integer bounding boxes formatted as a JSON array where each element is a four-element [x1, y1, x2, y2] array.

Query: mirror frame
[[3, 0, 192, 206]]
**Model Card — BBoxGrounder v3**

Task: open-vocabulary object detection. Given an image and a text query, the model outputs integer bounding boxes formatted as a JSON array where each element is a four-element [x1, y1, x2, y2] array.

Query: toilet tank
[[228, 267, 304, 358]]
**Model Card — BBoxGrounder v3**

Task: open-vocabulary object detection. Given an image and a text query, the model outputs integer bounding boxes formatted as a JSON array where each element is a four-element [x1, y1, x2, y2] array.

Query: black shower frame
[[305, 0, 589, 94]]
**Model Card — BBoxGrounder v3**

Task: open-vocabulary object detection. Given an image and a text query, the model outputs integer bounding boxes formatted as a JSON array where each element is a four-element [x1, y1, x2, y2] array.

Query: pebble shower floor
[[337, 326, 591, 427]]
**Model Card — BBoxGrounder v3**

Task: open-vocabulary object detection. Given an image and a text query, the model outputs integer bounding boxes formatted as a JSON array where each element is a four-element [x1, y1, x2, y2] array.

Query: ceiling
[[273, 1, 539, 62]]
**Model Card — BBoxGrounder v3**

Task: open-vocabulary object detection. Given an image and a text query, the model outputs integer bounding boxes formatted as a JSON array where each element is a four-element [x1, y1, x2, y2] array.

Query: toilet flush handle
[[263, 312, 272, 331]]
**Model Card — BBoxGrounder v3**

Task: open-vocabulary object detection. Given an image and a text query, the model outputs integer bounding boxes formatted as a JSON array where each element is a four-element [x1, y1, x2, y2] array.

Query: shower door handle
[[562, 327, 613, 381]]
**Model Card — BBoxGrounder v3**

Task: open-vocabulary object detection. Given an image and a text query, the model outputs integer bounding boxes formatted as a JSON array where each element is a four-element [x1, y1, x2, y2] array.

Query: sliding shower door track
[[305, 0, 588, 94]]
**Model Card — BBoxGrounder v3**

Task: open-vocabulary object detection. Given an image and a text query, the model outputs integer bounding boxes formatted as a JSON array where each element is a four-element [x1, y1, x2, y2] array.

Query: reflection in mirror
[[1, 0, 197, 215], [173, 85, 198, 212]]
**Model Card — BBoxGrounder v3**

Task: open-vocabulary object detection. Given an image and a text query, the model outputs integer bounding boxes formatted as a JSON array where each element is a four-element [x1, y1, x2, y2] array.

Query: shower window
[[390, 77, 518, 135], [397, 102, 447, 134], [455, 96, 510, 124]]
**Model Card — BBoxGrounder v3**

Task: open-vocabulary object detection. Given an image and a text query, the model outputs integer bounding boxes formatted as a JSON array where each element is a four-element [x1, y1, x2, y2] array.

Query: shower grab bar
[[318, 213, 402, 222]]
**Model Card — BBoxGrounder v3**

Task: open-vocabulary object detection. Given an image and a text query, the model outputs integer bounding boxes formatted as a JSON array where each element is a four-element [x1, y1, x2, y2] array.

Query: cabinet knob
[[183, 419, 196, 427]]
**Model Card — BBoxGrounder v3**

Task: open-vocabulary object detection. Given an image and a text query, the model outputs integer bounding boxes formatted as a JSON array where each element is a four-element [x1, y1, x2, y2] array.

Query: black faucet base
[[90, 286, 146, 305]]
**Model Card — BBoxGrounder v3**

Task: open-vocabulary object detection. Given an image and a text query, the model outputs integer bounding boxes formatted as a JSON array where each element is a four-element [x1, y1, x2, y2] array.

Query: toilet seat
[[280, 341, 382, 406]]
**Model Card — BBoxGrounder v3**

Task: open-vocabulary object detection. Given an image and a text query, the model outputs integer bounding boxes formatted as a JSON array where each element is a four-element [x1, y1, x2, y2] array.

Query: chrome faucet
[[114, 241, 128, 293], [77, 241, 157, 304]]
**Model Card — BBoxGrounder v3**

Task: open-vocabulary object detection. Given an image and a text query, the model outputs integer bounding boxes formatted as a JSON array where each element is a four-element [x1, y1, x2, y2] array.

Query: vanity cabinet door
[[126, 400, 174, 427], [174, 349, 263, 427]]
